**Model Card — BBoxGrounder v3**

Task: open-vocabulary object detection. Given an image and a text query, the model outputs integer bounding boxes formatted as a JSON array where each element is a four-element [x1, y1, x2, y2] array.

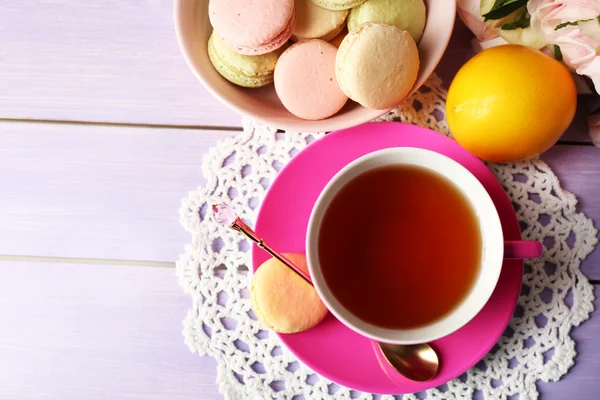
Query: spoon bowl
[[378, 342, 439, 382]]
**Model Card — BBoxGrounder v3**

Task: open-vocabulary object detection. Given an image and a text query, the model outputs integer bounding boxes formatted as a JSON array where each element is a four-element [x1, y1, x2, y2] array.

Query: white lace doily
[[177, 74, 598, 400]]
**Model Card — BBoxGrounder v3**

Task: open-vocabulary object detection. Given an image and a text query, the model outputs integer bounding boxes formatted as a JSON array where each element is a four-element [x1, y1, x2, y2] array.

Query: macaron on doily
[[336, 22, 420, 110], [209, 0, 296, 55], [348, 0, 427, 43], [250, 253, 328, 334], [207, 32, 285, 88], [310, 0, 367, 11], [292, 0, 349, 42], [275, 40, 348, 120]]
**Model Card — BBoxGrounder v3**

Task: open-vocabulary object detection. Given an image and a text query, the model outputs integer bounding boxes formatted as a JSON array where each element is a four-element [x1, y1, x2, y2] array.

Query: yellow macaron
[[250, 253, 328, 334], [293, 0, 349, 42]]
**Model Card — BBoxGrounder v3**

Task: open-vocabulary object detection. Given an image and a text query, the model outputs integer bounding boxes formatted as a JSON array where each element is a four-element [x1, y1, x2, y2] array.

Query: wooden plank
[[2, 261, 596, 399], [541, 146, 600, 280], [0, 0, 242, 128], [0, 261, 221, 400], [0, 3, 592, 143], [0, 121, 235, 261], [1, 120, 598, 274]]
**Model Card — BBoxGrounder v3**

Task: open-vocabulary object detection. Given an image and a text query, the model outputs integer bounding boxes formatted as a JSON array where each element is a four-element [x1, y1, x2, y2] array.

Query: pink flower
[[528, 0, 599, 41], [458, 0, 548, 49], [528, 0, 600, 93], [457, 0, 500, 41]]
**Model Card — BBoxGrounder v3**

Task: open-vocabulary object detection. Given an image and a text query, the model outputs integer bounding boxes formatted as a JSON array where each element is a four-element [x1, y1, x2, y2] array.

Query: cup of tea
[[306, 147, 542, 345]]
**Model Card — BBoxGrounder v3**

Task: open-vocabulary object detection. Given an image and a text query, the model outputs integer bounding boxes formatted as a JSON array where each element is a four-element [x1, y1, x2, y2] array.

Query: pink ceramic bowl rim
[[252, 122, 523, 394], [172, 0, 456, 132]]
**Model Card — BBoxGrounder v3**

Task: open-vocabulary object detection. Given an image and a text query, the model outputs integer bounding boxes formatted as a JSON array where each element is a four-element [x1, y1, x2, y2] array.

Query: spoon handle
[[232, 217, 313, 284]]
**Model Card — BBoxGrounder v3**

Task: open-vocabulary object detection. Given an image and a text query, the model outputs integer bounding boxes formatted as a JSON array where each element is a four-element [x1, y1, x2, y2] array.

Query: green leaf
[[554, 45, 563, 61], [483, 0, 528, 21], [502, 17, 530, 30], [555, 19, 592, 30]]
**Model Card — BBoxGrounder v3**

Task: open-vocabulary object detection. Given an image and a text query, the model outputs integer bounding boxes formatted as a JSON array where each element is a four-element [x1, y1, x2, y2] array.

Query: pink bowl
[[174, 0, 456, 132]]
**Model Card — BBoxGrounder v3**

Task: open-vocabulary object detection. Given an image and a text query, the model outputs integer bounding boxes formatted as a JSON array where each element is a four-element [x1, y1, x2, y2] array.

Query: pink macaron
[[275, 40, 348, 120], [209, 0, 296, 55]]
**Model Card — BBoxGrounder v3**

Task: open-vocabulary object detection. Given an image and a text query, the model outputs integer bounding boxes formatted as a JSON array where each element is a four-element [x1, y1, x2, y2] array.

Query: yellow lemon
[[446, 45, 577, 162]]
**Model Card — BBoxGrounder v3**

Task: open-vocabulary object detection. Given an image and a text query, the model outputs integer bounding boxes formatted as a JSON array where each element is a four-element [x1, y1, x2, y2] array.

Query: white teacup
[[306, 147, 542, 345]]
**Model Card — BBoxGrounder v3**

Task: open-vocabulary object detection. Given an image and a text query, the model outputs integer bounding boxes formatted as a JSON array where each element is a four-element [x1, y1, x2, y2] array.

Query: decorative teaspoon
[[212, 202, 439, 382]]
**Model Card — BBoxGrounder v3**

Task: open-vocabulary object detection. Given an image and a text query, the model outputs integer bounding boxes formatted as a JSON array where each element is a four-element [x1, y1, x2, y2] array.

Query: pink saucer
[[252, 122, 523, 394]]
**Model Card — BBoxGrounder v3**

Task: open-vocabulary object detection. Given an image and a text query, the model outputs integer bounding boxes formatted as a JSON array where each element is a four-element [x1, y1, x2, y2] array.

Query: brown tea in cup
[[318, 164, 482, 329]]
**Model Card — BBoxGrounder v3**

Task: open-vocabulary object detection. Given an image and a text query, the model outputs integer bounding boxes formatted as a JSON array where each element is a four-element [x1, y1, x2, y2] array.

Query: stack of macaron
[[208, 0, 427, 121]]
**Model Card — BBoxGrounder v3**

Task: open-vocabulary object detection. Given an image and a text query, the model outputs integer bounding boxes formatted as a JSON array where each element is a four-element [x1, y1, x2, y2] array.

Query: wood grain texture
[[0, 261, 221, 400], [1, 3, 597, 400], [0, 2, 592, 145], [0, 0, 242, 128], [1, 121, 598, 275], [541, 146, 600, 280], [0, 121, 235, 262], [1, 261, 597, 400]]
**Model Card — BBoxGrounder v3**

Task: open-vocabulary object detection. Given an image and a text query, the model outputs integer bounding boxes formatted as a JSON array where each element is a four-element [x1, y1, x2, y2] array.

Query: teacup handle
[[504, 241, 543, 259]]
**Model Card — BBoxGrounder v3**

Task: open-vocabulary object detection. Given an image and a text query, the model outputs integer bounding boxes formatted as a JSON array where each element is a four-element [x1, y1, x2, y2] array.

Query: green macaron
[[310, 0, 366, 11], [348, 0, 426, 43], [207, 31, 285, 88]]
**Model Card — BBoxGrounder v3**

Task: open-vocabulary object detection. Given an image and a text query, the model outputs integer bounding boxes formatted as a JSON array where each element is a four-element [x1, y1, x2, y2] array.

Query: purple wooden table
[[0, 2, 598, 399]]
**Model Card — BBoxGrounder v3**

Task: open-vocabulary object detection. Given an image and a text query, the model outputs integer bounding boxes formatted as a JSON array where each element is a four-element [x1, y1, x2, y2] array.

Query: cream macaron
[[292, 0, 349, 42], [251, 253, 328, 334], [336, 22, 420, 110], [348, 0, 427, 43]]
